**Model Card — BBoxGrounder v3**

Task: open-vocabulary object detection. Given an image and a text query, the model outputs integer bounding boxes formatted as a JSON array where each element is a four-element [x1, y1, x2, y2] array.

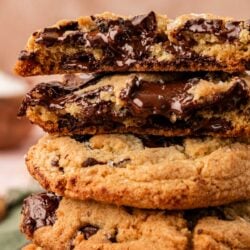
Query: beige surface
[[0, 0, 249, 74]]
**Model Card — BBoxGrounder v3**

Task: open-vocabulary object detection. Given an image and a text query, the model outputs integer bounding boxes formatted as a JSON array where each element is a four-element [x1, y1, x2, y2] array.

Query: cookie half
[[20, 193, 189, 250], [15, 12, 250, 76], [19, 72, 250, 137], [26, 134, 250, 209], [20, 193, 250, 250]]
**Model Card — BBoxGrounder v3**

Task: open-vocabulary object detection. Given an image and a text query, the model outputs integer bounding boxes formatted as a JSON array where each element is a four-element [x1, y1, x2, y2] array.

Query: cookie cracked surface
[[15, 12, 250, 76], [26, 134, 250, 209]]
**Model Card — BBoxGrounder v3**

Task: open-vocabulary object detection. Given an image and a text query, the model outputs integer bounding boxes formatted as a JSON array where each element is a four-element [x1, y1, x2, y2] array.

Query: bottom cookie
[[22, 243, 42, 250], [20, 193, 250, 250]]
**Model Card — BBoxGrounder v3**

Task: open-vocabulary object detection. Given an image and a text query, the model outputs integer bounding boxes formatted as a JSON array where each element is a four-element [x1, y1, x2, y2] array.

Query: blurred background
[[0, 0, 249, 249]]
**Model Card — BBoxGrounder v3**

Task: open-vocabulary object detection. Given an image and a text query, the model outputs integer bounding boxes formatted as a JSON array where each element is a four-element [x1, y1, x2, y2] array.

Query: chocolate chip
[[106, 228, 118, 243], [58, 167, 64, 173], [180, 18, 242, 42], [139, 135, 183, 148], [123, 206, 134, 215], [131, 11, 156, 32], [82, 158, 106, 167], [21, 193, 61, 237], [51, 157, 59, 167], [18, 50, 36, 61], [59, 21, 79, 31], [79, 224, 99, 240], [72, 135, 92, 142], [108, 158, 131, 168]]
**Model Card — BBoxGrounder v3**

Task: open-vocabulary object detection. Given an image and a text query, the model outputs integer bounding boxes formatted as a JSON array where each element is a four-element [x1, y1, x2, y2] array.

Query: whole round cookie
[[20, 193, 250, 250], [20, 193, 189, 250], [26, 134, 250, 209]]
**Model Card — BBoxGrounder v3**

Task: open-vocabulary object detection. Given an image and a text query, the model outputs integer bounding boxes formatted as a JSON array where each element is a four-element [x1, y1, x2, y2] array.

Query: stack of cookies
[[15, 12, 250, 249]]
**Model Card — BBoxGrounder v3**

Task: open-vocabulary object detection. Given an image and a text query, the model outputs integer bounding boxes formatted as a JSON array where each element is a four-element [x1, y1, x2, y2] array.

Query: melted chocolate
[[120, 76, 248, 120], [21, 193, 61, 236], [18, 50, 35, 61], [31, 12, 160, 70], [82, 158, 106, 167], [108, 158, 131, 168], [179, 18, 242, 42], [120, 76, 194, 118], [79, 224, 99, 240], [18, 13, 249, 74], [107, 228, 118, 242], [139, 135, 184, 148], [20, 73, 249, 136]]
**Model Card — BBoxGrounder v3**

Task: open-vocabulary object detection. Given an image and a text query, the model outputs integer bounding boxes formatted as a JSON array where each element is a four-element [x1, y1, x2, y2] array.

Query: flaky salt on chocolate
[[15, 12, 250, 76]]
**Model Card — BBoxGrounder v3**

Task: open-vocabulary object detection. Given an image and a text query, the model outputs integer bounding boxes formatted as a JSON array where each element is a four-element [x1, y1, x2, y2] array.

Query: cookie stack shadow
[[15, 12, 250, 249]]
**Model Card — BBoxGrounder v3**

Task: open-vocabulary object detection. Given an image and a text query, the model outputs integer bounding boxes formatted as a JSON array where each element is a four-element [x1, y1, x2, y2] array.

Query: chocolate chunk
[[108, 158, 131, 168], [106, 228, 118, 243], [36, 21, 79, 46], [51, 157, 59, 167], [131, 11, 156, 32], [195, 118, 232, 133], [72, 135, 92, 142], [139, 135, 184, 148], [58, 167, 64, 173], [58, 114, 78, 130], [21, 193, 61, 236], [82, 158, 106, 167], [79, 224, 99, 240], [180, 18, 242, 42], [18, 50, 35, 61], [120, 76, 195, 118], [224, 21, 241, 41], [120, 75, 248, 121], [123, 206, 134, 215], [59, 21, 79, 31], [184, 19, 223, 34]]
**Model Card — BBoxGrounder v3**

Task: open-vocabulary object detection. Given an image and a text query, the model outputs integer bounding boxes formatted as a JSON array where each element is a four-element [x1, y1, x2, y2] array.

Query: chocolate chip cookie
[[15, 12, 250, 76], [20, 193, 250, 250], [26, 134, 250, 209], [19, 72, 250, 137], [20, 192, 189, 250]]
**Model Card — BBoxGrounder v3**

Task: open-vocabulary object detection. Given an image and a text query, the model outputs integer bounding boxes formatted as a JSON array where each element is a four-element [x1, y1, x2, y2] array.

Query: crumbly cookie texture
[[22, 243, 42, 250], [20, 193, 189, 250], [19, 72, 250, 137], [26, 134, 250, 209], [15, 12, 250, 76], [20, 193, 250, 250]]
